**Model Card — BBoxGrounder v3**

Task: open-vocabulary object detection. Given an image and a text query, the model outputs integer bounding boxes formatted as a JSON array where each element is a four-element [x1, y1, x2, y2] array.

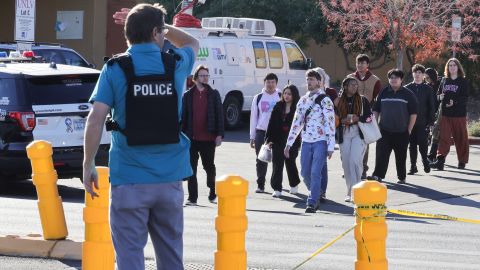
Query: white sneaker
[[290, 185, 299, 194], [272, 190, 282, 198], [185, 200, 197, 206], [344, 196, 351, 202]]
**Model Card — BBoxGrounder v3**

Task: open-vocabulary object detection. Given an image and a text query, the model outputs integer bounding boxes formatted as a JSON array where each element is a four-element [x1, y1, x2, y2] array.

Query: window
[[285, 43, 307, 70], [33, 49, 66, 65], [252, 41, 266, 69], [61, 50, 89, 67], [266, 42, 283, 69]]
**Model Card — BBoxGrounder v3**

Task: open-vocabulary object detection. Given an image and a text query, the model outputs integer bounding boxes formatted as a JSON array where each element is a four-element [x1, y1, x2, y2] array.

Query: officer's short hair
[[264, 73, 278, 83], [387, 69, 404, 79], [356, 54, 370, 64], [193, 65, 209, 81], [412, 64, 426, 73], [125, 4, 167, 45], [306, 69, 322, 81]]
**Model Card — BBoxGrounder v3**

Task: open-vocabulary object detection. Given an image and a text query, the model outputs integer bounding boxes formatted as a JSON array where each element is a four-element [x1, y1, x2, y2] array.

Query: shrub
[[469, 121, 480, 137]]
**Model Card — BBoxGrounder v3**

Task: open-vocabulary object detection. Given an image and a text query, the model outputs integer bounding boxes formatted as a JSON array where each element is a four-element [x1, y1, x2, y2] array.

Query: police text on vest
[[134, 83, 173, 96]]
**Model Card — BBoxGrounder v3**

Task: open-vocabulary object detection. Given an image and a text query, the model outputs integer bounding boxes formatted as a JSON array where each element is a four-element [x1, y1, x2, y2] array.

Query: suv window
[[26, 74, 98, 105], [60, 50, 89, 67], [266, 42, 283, 69], [33, 49, 66, 65], [285, 43, 307, 70], [252, 41, 267, 69], [0, 78, 26, 106]]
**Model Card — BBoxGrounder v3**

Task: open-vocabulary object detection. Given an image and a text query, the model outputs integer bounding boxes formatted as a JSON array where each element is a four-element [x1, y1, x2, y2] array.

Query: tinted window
[[285, 43, 307, 70], [266, 42, 283, 69], [252, 41, 267, 69], [33, 49, 66, 65], [60, 50, 89, 67], [0, 78, 25, 106], [26, 74, 99, 105]]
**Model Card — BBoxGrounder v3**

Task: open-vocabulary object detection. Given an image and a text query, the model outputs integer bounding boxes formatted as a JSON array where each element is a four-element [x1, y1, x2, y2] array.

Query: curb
[[0, 234, 81, 261], [469, 136, 480, 145]]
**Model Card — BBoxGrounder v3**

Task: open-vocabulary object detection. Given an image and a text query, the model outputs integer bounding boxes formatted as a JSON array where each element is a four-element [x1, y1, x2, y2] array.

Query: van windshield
[[26, 74, 99, 105]]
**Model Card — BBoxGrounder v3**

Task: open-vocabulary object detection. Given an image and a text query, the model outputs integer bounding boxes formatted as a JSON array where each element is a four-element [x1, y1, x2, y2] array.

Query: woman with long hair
[[337, 77, 372, 202], [265, 85, 302, 197], [430, 58, 469, 170]]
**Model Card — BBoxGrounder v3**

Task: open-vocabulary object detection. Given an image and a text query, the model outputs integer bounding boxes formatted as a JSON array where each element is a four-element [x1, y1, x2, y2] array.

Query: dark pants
[[255, 130, 268, 189], [270, 143, 301, 191], [409, 125, 429, 168], [373, 129, 410, 181], [188, 140, 216, 202]]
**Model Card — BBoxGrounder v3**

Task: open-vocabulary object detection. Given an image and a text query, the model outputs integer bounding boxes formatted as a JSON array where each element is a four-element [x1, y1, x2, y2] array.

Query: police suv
[[0, 57, 110, 180], [181, 17, 312, 129]]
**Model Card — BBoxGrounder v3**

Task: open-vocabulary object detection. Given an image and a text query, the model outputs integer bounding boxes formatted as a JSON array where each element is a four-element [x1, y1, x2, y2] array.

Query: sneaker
[[367, 175, 383, 182], [361, 173, 367, 180], [397, 179, 406, 184], [458, 163, 466, 169], [408, 166, 418, 175], [305, 205, 316, 213], [185, 200, 197, 206], [289, 185, 298, 195], [424, 166, 431, 173], [344, 196, 351, 202], [208, 189, 217, 203], [319, 193, 326, 203], [272, 190, 282, 198], [255, 187, 265, 193]]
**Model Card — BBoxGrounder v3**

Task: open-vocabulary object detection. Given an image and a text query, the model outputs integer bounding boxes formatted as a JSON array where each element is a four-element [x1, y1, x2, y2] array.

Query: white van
[[181, 17, 312, 129]]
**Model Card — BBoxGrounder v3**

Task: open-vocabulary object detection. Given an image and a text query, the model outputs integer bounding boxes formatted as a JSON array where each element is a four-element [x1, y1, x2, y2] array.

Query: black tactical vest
[[106, 52, 179, 146]]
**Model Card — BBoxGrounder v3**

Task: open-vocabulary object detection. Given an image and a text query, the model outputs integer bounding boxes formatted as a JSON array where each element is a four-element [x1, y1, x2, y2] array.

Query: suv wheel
[[223, 96, 242, 130]]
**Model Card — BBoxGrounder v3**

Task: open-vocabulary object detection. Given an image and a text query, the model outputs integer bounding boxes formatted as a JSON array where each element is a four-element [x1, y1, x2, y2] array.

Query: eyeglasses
[[198, 75, 210, 78]]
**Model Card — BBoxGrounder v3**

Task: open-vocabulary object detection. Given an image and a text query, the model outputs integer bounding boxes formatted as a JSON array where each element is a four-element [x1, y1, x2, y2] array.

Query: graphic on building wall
[[56, 11, 84, 40]]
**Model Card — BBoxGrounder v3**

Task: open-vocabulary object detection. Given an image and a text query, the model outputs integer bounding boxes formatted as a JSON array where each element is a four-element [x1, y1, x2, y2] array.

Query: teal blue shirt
[[90, 43, 195, 186]]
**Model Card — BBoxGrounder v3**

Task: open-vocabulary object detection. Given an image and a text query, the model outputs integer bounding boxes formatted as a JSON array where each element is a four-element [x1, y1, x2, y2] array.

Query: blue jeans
[[300, 141, 328, 206]]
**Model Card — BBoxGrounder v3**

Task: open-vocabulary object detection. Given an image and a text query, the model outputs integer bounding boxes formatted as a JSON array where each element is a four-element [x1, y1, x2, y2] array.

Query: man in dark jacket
[[405, 64, 435, 175], [182, 65, 224, 205]]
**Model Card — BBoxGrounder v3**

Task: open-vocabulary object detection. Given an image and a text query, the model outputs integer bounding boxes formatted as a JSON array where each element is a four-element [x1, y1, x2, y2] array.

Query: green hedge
[[469, 121, 480, 137]]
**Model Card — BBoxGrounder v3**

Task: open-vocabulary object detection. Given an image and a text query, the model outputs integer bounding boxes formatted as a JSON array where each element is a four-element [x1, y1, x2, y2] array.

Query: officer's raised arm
[[164, 24, 199, 59]]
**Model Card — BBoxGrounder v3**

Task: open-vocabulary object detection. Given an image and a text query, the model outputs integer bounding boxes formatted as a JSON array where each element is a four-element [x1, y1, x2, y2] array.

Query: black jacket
[[181, 84, 225, 139], [337, 96, 372, 144], [405, 82, 435, 127], [265, 101, 301, 149]]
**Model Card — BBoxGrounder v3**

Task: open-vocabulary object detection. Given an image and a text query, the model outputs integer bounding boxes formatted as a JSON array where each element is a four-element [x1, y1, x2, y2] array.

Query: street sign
[[451, 15, 462, 42], [15, 0, 36, 42]]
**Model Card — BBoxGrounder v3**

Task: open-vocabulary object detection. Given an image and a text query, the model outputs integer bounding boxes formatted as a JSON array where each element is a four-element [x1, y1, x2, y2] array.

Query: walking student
[[182, 65, 224, 205], [347, 54, 382, 179], [250, 73, 281, 193], [370, 69, 418, 184], [337, 77, 372, 202], [430, 58, 470, 170], [265, 85, 301, 198], [285, 69, 335, 213], [425, 68, 443, 162], [405, 64, 435, 175], [84, 4, 198, 270]]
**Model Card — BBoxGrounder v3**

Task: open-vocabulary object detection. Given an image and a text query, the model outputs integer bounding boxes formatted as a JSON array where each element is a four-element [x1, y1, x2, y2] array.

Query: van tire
[[224, 96, 242, 130]]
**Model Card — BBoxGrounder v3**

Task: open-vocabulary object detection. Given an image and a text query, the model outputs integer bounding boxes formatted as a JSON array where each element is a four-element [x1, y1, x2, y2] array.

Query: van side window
[[285, 43, 307, 70], [266, 42, 283, 69], [252, 41, 267, 69]]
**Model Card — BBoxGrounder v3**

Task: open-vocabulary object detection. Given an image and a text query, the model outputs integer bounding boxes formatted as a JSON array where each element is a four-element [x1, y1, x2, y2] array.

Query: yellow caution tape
[[387, 209, 480, 224], [291, 225, 356, 270]]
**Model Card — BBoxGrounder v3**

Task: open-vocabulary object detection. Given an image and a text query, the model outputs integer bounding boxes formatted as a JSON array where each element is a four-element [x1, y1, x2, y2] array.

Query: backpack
[[256, 92, 282, 108]]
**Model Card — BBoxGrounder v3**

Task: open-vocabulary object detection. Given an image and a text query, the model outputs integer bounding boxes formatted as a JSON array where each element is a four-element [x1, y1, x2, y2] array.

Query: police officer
[[82, 4, 198, 270]]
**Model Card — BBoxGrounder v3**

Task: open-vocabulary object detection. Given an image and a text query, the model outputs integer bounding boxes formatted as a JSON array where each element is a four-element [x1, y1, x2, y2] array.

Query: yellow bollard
[[215, 175, 249, 270], [82, 166, 114, 270], [353, 180, 388, 270], [26, 140, 68, 240]]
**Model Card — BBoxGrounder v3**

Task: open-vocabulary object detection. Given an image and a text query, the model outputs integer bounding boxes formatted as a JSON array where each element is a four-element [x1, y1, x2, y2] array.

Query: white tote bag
[[257, 143, 272, 163], [358, 102, 382, 144]]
